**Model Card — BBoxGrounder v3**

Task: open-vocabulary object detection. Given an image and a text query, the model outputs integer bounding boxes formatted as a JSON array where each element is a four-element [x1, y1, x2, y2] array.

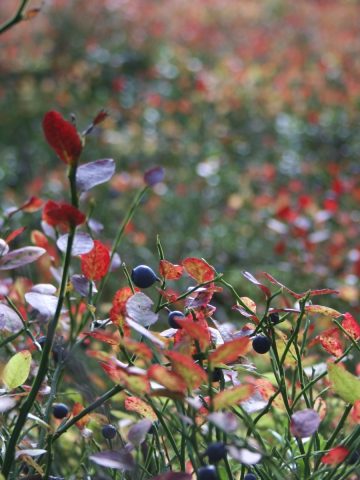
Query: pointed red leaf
[[5, 227, 26, 244], [124, 396, 157, 421], [159, 259, 184, 280], [174, 317, 211, 351], [182, 257, 215, 283], [321, 446, 349, 465], [43, 200, 85, 229], [243, 271, 271, 298], [81, 240, 110, 281], [43, 111, 82, 165], [351, 400, 360, 424], [209, 337, 251, 366], [213, 384, 255, 410], [147, 365, 187, 393], [166, 351, 207, 389], [72, 402, 91, 429], [342, 312, 360, 340], [81, 331, 119, 345]]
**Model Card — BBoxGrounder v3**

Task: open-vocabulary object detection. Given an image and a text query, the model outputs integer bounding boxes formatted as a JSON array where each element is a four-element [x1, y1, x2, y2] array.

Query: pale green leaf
[[328, 363, 360, 404], [3, 350, 32, 389]]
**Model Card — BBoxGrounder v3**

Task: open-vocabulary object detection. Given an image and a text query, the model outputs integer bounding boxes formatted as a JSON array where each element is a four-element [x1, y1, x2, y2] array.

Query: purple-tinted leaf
[[0, 239, 9, 257], [31, 283, 57, 295], [144, 166, 165, 186], [76, 158, 115, 192], [0, 396, 17, 412], [25, 292, 61, 319], [126, 318, 165, 347], [290, 409, 321, 438], [57, 232, 94, 256], [227, 443, 262, 465], [150, 473, 192, 480], [0, 304, 23, 333], [126, 292, 158, 327], [71, 274, 97, 297], [88, 217, 104, 233], [127, 419, 152, 446], [110, 252, 122, 272], [242, 271, 272, 298], [15, 449, 47, 459], [0, 247, 45, 270], [41, 220, 56, 240], [89, 449, 135, 471], [207, 412, 239, 432]]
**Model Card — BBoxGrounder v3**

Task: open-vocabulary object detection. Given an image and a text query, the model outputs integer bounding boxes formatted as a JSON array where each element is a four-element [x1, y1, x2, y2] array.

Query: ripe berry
[[102, 424, 117, 440], [252, 335, 271, 354], [197, 465, 218, 480], [205, 442, 227, 463], [168, 310, 185, 328], [131, 265, 158, 288], [269, 312, 280, 324], [244, 474, 257, 480], [210, 367, 223, 382], [53, 403, 69, 419]]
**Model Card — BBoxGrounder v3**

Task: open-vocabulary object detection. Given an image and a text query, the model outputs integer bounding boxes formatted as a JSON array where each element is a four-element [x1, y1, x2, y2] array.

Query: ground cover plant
[[0, 109, 359, 480], [1, 1, 360, 480]]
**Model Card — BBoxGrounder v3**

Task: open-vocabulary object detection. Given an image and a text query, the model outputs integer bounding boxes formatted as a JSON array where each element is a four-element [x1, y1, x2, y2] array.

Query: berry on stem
[[131, 265, 158, 288], [204, 442, 227, 463], [168, 310, 185, 328], [102, 424, 117, 440], [269, 312, 280, 324], [244, 474, 257, 480], [197, 465, 218, 480], [252, 335, 271, 354], [53, 403, 69, 419]]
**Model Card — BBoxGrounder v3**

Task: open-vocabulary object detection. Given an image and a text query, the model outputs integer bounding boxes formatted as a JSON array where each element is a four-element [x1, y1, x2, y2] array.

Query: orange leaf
[[174, 317, 211, 351], [321, 446, 349, 465], [81, 331, 119, 345], [305, 305, 341, 318], [182, 257, 215, 283], [213, 384, 254, 410], [166, 351, 207, 389], [342, 312, 360, 340], [124, 396, 157, 421], [5, 227, 26, 244], [101, 362, 150, 395], [316, 328, 343, 357], [72, 402, 91, 430], [81, 240, 110, 281], [159, 259, 184, 280], [209, 337, 251, 366], [148, 365, 187, 393]]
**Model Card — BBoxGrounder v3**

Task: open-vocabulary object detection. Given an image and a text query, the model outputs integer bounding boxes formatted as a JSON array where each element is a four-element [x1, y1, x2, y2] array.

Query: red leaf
[[174, 316, 211, 351], [119, 339, 153, 362], [321, 446, 349, 465], [43, 111, 82, 165], [81, 240, 110, 281], [351, 400, 360, 424], [81, 331, 119, 345], [262, 272, 338, 299], [159, 259, 184, 280], [5, 227, 26, 244], [209, 337, 251, 366], [314, 328, 344, 357], [242, 271, 271, 298], [124, 396, 157, 420], [213, 384, 255, 410], [182, 257, 215, 283], [93, 109, 108, 126], [101, 362, 150, 395], [43, 200, 85, 229], [166, 351, 207, 389], [8, 196, 43, 218], [148, 365, 187, 393], [342, 312, 360, 340], [72, 402, 91, 429]]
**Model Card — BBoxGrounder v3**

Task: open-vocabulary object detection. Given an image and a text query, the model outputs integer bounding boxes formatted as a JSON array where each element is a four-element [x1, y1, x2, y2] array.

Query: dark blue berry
[[131, 265, 158, 288], [269, 312, 280, 324], [168, 310, 185, 328], [244, 474, 257, 480], [197, 465, 218, 480], [210, 368, 223, 382], [205, 442, 227, 463], [252, 335, 271, 354], [102, 424, 117, 439], [53, 403, 69, 419]]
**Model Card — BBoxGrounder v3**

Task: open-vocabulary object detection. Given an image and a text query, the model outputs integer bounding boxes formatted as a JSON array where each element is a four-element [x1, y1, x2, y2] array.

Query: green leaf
[[328, 363, 360, 404], [2, 350, 32, 390]]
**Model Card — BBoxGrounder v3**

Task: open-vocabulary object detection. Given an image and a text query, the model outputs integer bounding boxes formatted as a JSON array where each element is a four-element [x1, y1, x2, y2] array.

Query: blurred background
[[1, 0, 360, 310]]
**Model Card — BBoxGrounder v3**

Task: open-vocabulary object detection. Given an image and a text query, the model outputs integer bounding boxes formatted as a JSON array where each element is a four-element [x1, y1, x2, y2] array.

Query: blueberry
[[269, 312, 280, 324], [204, 442, 227, 463], [53, 403, 69, 419], [102, 424, 117, 439], [197, 465, 218, 480], [252, 335, 271, 354], [131, 265, 158, 288], [210, 368, 223, 382], [168, 310, 185, 328], [37, 336, 47, 347], [244, 474, 257, 480]]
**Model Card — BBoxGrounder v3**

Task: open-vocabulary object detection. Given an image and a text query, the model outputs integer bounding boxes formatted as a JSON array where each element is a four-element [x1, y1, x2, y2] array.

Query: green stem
[[0, 0, 30, 35]]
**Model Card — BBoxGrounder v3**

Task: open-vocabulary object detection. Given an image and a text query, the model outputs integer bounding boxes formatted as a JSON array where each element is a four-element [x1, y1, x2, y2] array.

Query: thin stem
[[0, 0, 30, 35]]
